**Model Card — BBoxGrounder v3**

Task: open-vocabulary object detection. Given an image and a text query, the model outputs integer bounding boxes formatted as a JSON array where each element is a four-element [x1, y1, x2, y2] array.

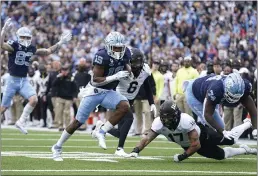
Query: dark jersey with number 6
[[7, 40, 36, 77], [92, 47, 131, 90]]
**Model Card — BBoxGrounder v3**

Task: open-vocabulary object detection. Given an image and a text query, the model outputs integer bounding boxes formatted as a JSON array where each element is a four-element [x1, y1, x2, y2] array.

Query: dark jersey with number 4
[[7, 40, 36, 77], [92, 47, 131, 90], [192, 74, 252, 107]]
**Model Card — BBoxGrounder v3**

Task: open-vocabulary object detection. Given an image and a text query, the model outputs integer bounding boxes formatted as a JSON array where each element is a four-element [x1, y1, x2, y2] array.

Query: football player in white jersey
[[128, 100, 256, 162], [35, 64, 49, 127], [159, 61, 172, 103], [98, 47, 157, 157]]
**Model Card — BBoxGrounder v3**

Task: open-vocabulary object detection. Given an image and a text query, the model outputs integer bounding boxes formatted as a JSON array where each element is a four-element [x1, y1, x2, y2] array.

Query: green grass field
[[1, 128, 257, 175]]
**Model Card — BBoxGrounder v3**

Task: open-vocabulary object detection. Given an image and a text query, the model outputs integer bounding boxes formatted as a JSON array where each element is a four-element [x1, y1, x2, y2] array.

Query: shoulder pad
[[180, 113, 196, 130], [143, 63, 151, 75], [151, 117, 163, 133]]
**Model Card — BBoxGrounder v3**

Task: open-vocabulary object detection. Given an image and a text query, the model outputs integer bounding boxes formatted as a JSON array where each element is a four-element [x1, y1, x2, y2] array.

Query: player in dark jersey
[[51, 31, 132, 161], [184, 73, 257, 140], [0, 18, 72, 134]]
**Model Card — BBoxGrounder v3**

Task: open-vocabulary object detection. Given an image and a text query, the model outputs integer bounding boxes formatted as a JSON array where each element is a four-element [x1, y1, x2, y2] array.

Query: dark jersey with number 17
[[7, 40, 36, 77], [92, 47, 131, 90]]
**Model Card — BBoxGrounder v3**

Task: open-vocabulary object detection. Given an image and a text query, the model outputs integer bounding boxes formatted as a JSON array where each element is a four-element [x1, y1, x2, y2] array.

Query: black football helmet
[[160, 100, 181, 130], [130, 47, 144, 77]]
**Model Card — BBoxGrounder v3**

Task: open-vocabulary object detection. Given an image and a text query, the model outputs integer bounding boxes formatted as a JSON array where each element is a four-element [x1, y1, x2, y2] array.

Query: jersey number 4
[[127, 81, 138, 94]]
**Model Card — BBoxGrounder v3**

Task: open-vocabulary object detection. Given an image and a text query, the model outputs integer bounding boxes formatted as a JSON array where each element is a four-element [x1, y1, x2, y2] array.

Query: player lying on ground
[[51, 31, 132, 161], [184, 73, 257, 139], [0, 18, 72, 134], [94, 47, 156, 157], [128, 100, 256, 162]]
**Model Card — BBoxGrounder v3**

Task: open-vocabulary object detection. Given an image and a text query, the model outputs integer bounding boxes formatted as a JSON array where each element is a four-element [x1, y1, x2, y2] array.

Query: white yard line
[[1, 151, 256, 160], [1, 138, 169, 143], [1, 170, 256, 175], [2, 145, 182, 150]]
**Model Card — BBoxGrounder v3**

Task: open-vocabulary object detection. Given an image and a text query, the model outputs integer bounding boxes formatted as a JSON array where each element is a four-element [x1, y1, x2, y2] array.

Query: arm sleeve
[[143, 76, 154, 105], [149, 74, 156, 96]]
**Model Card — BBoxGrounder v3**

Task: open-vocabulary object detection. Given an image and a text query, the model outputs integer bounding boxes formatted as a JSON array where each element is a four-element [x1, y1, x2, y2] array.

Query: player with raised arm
[[51, 31, 132, 161], [103, 47, 156, 156], [128, 100, 256, 162], [184, 72, 257, 139], [0, 18, 72, 134]]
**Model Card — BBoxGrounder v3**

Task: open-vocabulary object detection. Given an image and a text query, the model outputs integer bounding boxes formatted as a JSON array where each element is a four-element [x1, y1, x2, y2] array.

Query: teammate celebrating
[[129, 101, 256, 162], [0, 18, 72, 134], [51, 31, 132, 161], [184, 72, 257, 139], [104, 47, 156, 156]]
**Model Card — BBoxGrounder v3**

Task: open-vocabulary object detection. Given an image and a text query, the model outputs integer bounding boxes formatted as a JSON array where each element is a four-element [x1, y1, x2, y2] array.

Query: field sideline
[[1, 127, 257, 175]]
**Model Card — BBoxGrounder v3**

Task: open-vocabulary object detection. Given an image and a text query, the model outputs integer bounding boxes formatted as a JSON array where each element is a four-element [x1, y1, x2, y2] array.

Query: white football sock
[[223, 147, 246, 159], [56, 130, 71, 147], [100, 121, 114, 133], [230, 122, 252, 141], [19, 104, 35, 123]]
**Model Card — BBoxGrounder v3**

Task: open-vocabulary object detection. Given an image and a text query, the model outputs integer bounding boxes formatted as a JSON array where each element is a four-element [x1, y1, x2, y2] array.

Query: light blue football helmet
[[104, 31, 126, 60], [223, 72, 245, 103]]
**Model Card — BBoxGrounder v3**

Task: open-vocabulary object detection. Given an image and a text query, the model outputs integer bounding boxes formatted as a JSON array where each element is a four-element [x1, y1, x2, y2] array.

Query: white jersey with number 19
[[116, 63, 151, 100], [151, 113, 201, 147]]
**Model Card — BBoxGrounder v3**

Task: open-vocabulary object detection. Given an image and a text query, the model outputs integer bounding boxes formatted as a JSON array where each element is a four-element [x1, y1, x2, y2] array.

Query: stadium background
[[0, 1, 257, 175]]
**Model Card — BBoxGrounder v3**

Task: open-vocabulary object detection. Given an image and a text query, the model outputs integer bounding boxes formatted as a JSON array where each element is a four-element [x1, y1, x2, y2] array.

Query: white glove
[[150, 104, 157, 117], [128, 152, 139, 158], [173, 154, 180, 162], [2, 18, 13, 32], [58, 31, 72, 45], [110, 71, 130, 80], [223, 130, 237, 140]]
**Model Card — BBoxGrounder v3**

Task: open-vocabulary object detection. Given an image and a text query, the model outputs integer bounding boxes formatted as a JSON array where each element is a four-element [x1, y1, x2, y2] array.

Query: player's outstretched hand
[[58, 31, 72, 45], [3, 18, 13, 32], [223, 130, 237, 140]]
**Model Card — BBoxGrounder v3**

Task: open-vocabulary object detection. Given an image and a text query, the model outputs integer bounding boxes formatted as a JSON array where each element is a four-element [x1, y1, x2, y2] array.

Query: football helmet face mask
[[130, 48, 144, 77], [105, 32, 126, 60], [16, 27, 32, 47], [160, 100, 181, 130], [224, 72, 245, 103]]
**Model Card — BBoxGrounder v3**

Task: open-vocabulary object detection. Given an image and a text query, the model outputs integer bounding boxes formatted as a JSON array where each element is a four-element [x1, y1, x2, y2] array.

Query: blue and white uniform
[[185, 74, 252, 128], [1, 40, 36, 107], [76, 47, 131, 124]]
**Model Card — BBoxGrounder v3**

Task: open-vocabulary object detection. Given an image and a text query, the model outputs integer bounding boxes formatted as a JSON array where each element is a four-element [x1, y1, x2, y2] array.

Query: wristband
[[132, 147, 140, 153], [178, 152, 188, 161]]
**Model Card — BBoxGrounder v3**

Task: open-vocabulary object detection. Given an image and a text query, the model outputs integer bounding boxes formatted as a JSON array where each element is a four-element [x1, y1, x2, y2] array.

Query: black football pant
[[108, 103, 134, 149]]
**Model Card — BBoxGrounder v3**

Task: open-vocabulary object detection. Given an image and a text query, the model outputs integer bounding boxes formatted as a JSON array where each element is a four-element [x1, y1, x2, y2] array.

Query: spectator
[[151, 59, 164, 116], [52, 64, 77, 131], [173, 56, 199, 116]]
